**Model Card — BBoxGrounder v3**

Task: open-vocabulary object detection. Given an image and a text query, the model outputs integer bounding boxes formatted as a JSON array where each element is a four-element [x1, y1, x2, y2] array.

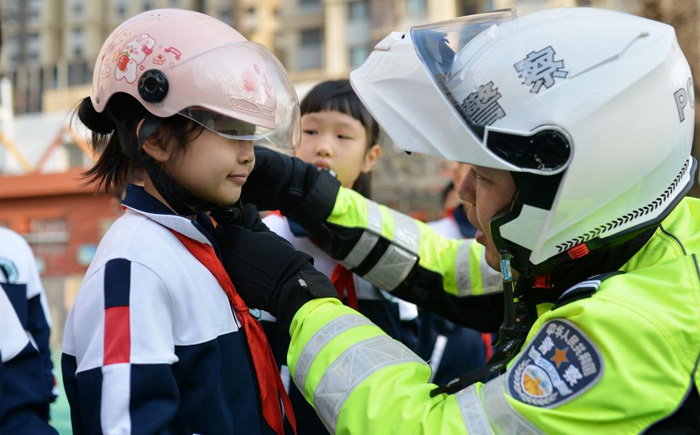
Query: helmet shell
[[352, 8, 694, 268]]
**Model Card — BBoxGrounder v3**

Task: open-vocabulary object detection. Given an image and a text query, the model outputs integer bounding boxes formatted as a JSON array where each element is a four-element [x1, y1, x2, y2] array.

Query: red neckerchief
[[169, 229, 296, 435], [330, 264, 359, 310]]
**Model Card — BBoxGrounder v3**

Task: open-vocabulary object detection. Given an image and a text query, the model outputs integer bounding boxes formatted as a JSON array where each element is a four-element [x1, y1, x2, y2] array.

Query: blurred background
[[0, 0, 699, 431]]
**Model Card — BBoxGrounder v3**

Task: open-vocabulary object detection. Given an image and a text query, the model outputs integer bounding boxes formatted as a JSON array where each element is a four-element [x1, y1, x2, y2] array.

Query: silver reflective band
[[366, 200, 382, 233], [293, 314, 373, 394], [341, 231, 379, 269], [455, 239, 475, 296], [363, 208, 420, 291], [456, 385, 492, 435], [388, 209, 420, 255], [364, 245, 418, 291], [481, 375, 543, 434], [314, 335, 427, 434], [340, 200, 383, 269]]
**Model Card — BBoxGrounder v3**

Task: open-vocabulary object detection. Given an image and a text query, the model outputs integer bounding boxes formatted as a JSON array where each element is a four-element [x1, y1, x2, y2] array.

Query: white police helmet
[[351, 8, 695, 276]]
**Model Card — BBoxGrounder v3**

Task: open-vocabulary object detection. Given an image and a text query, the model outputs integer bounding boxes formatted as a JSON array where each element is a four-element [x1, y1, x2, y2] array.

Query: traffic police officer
[[217, 7, 700, 433]]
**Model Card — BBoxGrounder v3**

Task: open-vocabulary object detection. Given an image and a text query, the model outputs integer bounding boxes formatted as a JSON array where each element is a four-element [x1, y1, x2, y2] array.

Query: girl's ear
[[360, 144, 382, 174], [137, 119, 171, 162]]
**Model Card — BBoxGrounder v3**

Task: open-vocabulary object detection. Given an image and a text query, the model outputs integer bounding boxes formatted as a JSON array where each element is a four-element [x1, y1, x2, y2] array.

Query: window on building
[[26, 217, 68, 257], [299, 28, 323, 70], [219, 8, 233, 24], [300, 0, 321, 10], [143, 0, 153, 11], [116, 0, 127, 19], [28, 0, 41, 21], [68, 60, 90, 86], [406, 0, 427, 15], [169, 0, 180, 7], [577, 0, 592, 5], [348, 1, 369, 21], [73, 27, 85, 58], [461, 0, 480, 15], [73, 0, 84, 17], [349, 45, 370, 68]]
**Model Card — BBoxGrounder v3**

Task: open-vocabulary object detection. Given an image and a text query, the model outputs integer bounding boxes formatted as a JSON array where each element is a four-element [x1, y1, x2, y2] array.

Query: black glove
[[241, 147, 341, 225], [213, 203, 339, 331]]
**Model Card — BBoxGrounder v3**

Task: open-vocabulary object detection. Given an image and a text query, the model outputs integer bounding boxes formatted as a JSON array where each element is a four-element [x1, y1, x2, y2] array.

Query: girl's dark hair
[[74, 93, 203, 192], [300, 79, 380, 197]]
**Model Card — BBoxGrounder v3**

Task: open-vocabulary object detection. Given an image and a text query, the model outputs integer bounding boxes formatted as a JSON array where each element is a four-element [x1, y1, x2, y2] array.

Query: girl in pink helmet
[[61, 9, 299, 434]]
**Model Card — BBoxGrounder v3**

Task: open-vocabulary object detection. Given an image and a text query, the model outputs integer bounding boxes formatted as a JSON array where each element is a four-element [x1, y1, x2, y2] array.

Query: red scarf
[[330, 264, 358, 310], [169, 230, 296, 435]]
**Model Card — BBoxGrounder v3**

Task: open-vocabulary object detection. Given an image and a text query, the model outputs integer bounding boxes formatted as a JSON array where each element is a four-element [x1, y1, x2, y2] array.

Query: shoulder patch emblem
[[507, 319, 603, 408]]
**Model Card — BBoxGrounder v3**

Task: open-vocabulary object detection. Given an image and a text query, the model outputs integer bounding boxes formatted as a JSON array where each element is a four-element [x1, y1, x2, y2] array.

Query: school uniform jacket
[[0, 227, 56, 434], [62, 185, 274, 435]]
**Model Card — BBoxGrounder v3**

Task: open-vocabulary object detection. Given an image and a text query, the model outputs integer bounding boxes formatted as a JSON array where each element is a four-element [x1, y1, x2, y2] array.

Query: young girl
[[61, 9, 299, 434], [260, 80, 417, 433]]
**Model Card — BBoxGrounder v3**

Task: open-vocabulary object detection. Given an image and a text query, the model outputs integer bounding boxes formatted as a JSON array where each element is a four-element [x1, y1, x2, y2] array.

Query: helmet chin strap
[[137, 114, 228, 216]]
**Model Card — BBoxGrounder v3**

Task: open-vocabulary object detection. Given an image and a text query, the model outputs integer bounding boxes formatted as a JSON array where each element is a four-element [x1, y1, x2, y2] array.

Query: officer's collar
[[121, 184, 217, 248]]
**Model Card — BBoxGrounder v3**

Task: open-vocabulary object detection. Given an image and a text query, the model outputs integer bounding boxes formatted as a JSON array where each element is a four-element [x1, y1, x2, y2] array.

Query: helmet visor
[[179, 107, 276, 141], [166, 42, 300, 150], [411, 10, 516, 138], [411, 11, 570, 174]]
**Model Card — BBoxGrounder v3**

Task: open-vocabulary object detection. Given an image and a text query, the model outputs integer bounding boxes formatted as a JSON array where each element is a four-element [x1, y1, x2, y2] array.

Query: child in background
[[62, 9, 299, 434], [261, 79, 420, 434], [0, 226, 57, 434]]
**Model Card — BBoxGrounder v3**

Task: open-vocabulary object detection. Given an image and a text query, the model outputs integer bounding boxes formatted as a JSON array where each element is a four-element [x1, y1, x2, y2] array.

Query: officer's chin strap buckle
[[430, 250, 536, 397]]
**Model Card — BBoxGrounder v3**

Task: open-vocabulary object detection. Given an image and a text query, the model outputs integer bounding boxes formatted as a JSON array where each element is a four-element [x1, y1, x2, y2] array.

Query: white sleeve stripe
[[101, 363, 132, 434]]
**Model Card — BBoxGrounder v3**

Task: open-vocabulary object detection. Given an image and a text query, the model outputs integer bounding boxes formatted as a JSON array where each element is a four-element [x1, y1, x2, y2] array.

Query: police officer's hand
[[241, 147, 340, 221], [213, 203, 338, 331]]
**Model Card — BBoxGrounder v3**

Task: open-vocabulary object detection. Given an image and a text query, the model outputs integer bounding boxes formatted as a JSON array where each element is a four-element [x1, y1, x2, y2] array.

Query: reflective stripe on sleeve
[[313, 335, 427, 434], [480, 375, 543, 434], [340, 200, 382, 269], [455, 385, 492, 435], [293, 314, 374, 394], [363, 209, 420, 291], [388, 209, 420, 255], [341, 231, 380, 269], [363, 244, 418, 291]]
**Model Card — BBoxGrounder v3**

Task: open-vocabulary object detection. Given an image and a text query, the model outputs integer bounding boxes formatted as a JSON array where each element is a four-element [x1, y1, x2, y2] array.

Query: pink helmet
[[92, 8, 299, 149]]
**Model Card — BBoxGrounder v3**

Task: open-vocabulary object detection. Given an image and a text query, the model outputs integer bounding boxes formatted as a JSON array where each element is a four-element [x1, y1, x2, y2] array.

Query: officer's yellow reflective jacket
[[287, 188, 700, 433], [297, 186, 505, 333]]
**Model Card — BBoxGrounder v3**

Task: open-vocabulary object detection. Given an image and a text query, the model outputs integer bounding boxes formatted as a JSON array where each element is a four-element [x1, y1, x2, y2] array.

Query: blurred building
[[1, 0, 648, 115]]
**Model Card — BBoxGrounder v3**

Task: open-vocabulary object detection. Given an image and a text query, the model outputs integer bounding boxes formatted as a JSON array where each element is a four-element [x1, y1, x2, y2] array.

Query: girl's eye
[[303, 130, 318, 136], [337, 135, 352, 140]]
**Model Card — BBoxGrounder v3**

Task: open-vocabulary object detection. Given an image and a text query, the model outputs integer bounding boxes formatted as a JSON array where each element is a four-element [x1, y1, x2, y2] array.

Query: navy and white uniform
[[420, 204, 494, 385], [62, 185, 276, 435], [261, 212, 419, 434], [0, 226, 57, 434]]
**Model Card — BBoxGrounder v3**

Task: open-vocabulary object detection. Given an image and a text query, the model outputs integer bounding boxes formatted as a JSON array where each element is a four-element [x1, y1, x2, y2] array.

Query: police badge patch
[[507, 319, 603, 408]]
